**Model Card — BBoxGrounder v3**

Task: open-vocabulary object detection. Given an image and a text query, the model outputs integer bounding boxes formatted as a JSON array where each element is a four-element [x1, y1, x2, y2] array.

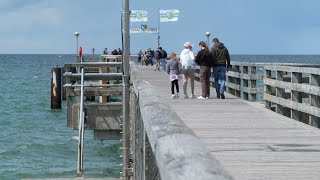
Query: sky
[[1, 0, 320, 54]]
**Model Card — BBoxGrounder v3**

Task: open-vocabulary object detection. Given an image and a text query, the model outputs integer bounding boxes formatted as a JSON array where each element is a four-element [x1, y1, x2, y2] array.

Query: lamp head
[[74, 32, 80, 37], [205, 32, 211, 37]]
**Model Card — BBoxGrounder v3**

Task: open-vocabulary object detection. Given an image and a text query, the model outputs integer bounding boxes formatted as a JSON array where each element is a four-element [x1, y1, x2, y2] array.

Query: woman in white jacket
[[180, 42, 196, 99]]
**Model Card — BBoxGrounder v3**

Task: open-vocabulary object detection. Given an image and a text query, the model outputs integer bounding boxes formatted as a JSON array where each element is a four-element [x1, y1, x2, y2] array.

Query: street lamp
[[205, 32, 211, 47], [74, 32, 80, 56]]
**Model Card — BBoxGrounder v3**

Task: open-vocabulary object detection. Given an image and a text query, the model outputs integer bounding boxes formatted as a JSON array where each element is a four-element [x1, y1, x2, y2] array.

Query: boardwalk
[[139, 66, 320, 180]]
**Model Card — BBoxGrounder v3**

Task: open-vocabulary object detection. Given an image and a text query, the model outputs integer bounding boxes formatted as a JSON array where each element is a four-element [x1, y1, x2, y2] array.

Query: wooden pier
[[134, 64, 320, 180], [42, 57, 320, 180]]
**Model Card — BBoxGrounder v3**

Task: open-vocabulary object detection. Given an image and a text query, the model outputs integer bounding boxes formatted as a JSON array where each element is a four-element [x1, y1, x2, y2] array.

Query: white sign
[[130, 28, 159, 34]]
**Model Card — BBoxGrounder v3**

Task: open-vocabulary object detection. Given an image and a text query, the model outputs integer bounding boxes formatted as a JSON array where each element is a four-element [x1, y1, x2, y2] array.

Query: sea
[[0, 54, 320, 180]]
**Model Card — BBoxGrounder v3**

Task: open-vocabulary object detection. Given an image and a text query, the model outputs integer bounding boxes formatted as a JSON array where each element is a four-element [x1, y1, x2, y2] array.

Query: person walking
[[180, 42, 196, 99], [195, 41, 213, 99], [166, 52, 181, 98], [154, 48, 162, 71], [137, 49, 143, 64], [211, 38, 231, 99], [159, 47, 168, 71]]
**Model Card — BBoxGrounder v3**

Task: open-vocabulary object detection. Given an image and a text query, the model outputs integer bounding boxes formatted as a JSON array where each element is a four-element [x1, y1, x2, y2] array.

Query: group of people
[[137, 47, 167, 71], [103, 48, 122, 55], [166, 38, 231, 99]]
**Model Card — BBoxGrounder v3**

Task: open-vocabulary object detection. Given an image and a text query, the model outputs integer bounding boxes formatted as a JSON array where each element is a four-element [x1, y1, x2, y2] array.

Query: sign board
[[130, 27, 158, 34]]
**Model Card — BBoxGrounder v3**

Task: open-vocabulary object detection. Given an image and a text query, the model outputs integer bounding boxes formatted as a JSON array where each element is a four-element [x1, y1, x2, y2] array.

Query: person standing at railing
[[211, 38, 231, 99], [167, 52, 181, 98], [195, 41, 214, 99], [180, 42, 196, 99]]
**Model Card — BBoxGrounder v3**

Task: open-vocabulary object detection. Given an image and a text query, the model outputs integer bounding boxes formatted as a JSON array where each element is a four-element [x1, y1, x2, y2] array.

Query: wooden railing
[[194, 62, 266, 101], [130, 63, 233, 180], [195, 62, 320, 103], [264, 65, 320, 127]]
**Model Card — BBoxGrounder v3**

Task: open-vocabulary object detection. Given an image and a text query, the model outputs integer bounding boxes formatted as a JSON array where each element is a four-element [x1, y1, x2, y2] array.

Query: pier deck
[[139, 66, 320, 179]]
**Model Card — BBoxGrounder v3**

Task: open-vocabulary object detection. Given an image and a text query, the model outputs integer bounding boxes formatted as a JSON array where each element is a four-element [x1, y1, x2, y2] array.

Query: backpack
[[155, 51, 162, 59], [161, 50, 167, 59]]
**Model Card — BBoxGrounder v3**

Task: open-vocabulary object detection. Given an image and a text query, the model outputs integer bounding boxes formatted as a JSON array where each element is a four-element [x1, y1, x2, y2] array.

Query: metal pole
[[76, 36, 79, 56], [157, 8, 160, 47], [77, 68, 85, 177], [122, 0, 130, 179]]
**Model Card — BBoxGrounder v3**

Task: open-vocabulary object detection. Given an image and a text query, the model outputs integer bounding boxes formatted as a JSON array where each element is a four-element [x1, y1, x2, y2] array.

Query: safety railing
[[264, 65, 320, 127], [194, 62, 320, 102]]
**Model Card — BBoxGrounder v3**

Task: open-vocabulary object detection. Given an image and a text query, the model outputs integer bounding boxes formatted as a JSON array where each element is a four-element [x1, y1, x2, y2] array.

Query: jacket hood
[[216, 43, 225, 49]]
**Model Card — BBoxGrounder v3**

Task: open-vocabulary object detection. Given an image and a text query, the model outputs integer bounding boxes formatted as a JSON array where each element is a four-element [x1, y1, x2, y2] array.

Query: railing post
[[250, 66, 257, 101], [276, 71, 286, 115], [243, 66, 249, 100], [234, 65, 241, 97], [309, 74, 320, 127], [265, 69, 272, 109], [291, 72, 302, 121]]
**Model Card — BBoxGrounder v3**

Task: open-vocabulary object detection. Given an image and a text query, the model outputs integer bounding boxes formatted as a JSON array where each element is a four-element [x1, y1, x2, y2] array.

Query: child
[[166, 52, 181, 98]]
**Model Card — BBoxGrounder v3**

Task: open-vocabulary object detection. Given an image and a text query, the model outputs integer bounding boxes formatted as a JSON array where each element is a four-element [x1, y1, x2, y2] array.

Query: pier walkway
[[139, 65, 320, 180]]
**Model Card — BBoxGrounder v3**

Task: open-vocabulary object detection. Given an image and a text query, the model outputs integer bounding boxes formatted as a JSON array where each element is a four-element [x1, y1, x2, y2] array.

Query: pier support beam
[[51, 67, 62, 109]]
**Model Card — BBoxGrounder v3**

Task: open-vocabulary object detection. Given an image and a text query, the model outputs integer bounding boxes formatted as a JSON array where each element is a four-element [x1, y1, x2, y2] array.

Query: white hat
[[184, 41, 193, 47]]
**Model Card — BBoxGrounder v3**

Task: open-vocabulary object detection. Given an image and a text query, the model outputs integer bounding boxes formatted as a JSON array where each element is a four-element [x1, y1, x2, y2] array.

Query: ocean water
[[0, 54, 121, 180], [1, 54, 320, 180]]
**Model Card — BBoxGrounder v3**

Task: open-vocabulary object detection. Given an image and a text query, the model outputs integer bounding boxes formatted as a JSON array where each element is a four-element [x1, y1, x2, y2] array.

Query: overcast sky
[[1, 0, 320, 54]]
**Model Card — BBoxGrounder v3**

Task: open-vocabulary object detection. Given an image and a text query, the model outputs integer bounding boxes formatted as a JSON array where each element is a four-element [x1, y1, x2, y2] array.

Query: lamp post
[[74, 32, 80, 57], [205, 32, 211, 47]]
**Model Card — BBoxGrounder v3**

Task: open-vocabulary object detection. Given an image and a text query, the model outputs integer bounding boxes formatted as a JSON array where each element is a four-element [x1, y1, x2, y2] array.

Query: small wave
[[71, 136, 79, 141], [33, 76, 38, 79]]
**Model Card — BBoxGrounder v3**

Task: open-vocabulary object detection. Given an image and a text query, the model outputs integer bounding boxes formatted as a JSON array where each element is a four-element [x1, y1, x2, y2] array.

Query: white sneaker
[[197, 96, 206, 99], [175, 93, 180, 98], [171, 94, 176, 99], [205, 97, 209, 99], [190, 94, 196, 98]]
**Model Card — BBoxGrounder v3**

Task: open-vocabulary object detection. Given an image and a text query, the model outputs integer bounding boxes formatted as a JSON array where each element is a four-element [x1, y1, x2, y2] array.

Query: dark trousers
[[200, 66, 211, 97], [171, 80, 179, 94]]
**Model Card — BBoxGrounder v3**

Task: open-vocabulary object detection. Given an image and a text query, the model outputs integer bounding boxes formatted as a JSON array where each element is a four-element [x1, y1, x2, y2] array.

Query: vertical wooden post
[[291, 72, 302, 121], [234, 65, 241, 98], [243, 66, 249, 100], [250, 66, 257, 101], [51, 67, 62, 109], [276, 71, 285, 115], [265, 69, 272, 109], [309, 74, 320, 127]]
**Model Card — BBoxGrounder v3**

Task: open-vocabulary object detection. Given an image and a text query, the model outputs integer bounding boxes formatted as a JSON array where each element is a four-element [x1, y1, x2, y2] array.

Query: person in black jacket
[[211, 38, 231, 99], [154, 48, 162, 71], [195, 41, 213, 99]]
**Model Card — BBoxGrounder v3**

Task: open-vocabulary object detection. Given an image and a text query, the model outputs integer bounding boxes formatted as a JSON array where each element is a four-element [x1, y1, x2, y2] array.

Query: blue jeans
[[212, 65, 226, 96], [161, 58, 166, 71]]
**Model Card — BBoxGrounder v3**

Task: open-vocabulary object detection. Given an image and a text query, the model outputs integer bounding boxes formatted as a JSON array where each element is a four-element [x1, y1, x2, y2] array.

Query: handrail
[[264, 65, 320, 127], [77, 67, 85, 176], [130, 63, 233, 180]]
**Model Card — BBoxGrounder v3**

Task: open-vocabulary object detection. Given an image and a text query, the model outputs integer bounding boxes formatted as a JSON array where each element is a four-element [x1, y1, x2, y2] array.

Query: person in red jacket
[[79, 47, 83, 62]]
